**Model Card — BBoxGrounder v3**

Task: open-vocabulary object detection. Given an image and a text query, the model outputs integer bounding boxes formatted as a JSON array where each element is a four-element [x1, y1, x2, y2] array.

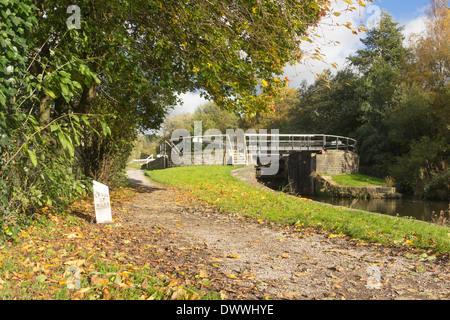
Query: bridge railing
[[131, 154, 154, 165], [245, 134, 357, 152], [160, 133, 357, 167]]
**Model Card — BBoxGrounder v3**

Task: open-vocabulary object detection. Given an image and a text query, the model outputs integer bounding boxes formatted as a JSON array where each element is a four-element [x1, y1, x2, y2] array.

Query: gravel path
[[124, 168, 449, 300]]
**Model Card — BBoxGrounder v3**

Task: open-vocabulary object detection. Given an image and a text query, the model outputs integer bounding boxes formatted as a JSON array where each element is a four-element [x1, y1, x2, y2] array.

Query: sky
[[169, 0, 432, 117]]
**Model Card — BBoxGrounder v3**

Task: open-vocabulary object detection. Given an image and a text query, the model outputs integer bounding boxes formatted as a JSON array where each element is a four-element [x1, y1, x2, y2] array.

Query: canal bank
[[313, 173, 402, 200], [254, 165, 448, 224]]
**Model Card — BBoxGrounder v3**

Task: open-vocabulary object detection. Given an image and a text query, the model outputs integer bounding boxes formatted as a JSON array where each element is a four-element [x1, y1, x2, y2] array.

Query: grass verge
[[145, 166, 450, 254], [331, 173, 386, 187]]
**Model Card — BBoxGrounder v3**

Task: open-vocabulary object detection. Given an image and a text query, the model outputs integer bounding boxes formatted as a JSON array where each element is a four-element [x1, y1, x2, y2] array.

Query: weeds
[[431, 206, 449, 226]]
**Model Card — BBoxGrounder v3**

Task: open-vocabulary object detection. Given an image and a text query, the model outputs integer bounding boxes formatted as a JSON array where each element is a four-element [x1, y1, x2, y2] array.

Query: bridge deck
[[162, 133, 357, 166]]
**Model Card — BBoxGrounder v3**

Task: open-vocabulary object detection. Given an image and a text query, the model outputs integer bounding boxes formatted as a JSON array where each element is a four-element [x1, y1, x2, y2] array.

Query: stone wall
[[315, 150, 359, 175], [314, 173, 401, 199]]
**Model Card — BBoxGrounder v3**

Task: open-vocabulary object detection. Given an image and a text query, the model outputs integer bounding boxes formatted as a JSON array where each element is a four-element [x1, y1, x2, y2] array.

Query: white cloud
[[169, 92, 209, 116], [284, 1, 372, 87], [402, 15, 427, 43]]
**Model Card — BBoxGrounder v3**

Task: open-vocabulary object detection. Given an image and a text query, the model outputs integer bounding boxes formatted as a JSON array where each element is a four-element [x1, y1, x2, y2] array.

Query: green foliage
[[192, 102, 239, 133], [288, 69, 361, 136], [1, 0, 37, 234], [390, 137, 449, 199], [348, 11, 406, 74], [0, 110, 104, 240], [0, 1, 110, 237], [239, 87, 301, 133], [0, 0, 37, 107], [128, 135, 160, 162]]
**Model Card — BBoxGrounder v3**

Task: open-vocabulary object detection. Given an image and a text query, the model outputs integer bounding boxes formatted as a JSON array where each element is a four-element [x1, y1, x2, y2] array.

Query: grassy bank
[[145, 166, 450, 253], [330, 173, 386, 187]]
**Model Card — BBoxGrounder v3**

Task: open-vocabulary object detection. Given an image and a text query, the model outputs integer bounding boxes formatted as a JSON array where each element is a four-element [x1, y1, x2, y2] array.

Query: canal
[[309, 195, 449, 223]]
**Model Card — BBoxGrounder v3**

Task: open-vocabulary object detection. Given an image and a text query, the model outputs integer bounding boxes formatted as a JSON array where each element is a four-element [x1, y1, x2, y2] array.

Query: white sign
[[93, 180, 113, 224]]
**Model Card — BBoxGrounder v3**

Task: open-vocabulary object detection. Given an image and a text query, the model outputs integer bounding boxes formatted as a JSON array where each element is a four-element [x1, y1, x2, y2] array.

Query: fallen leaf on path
[[272, 266, 282, 270], [64, 259, 86, 267], [167, 279, 180, 288], [66, 233, 83, 239], [171, 288, 187, 300], [102, 288, 111, 299], [328, 233, 344, 239], [72, 287, 91, 299], [90, 274, 109, 286]]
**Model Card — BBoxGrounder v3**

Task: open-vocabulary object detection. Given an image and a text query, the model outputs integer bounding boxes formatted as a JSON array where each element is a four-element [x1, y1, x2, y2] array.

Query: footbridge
[[152, 133, 357, 167]]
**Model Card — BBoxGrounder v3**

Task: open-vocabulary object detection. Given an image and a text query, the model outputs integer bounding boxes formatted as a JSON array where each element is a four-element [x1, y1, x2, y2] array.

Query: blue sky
[[171, 0, 433, 116], [373, 0, 430, 21]]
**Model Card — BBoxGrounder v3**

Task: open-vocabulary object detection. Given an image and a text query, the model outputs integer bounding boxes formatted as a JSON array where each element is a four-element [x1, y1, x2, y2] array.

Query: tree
[[232, 2, 448, 199], [239, 87, 301, 133], [160, 113, 194, 138], [192, 102, 239, 133], [1, 0, 39, 227], [346, 11, 408, 175], [286, 69, 360, 136], [388, 0, 449, 199], [406, 0, 449, 91], [1, 0, 90, 229], [348, 10, 407, 118]]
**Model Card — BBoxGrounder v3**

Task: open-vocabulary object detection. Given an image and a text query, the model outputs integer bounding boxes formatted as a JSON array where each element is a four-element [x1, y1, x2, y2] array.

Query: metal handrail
[[164, 133, 357, 167], [132, 154, 154, 165]]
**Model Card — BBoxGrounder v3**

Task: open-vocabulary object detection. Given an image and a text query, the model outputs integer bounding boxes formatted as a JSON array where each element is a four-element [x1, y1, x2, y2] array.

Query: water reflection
[[310, 196, 449, 222]]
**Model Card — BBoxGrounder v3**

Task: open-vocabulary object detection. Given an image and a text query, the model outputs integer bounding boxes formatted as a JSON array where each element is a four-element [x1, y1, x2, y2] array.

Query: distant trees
[[389, 0, 449, 199], [192, 103, 240, 133], [255, 5, 449, 200]]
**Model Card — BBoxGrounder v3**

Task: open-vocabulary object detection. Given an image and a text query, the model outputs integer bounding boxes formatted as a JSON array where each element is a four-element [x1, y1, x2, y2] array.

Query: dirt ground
[[124, 168, 449, 300]]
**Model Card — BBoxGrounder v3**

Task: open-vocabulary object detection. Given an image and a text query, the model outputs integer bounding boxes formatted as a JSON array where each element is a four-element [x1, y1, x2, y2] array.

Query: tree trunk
[[39, 95, 51, 127], [78, 82, 97, 114]]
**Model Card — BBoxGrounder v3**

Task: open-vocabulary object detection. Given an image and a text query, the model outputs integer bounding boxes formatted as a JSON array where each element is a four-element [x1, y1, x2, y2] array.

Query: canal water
[[257, 177, 448, 223], [309, 195, 449, 223]]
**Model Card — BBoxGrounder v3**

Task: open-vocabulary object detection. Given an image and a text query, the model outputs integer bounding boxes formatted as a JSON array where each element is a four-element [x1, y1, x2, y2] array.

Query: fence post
[[163, 142, 166, 168]]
